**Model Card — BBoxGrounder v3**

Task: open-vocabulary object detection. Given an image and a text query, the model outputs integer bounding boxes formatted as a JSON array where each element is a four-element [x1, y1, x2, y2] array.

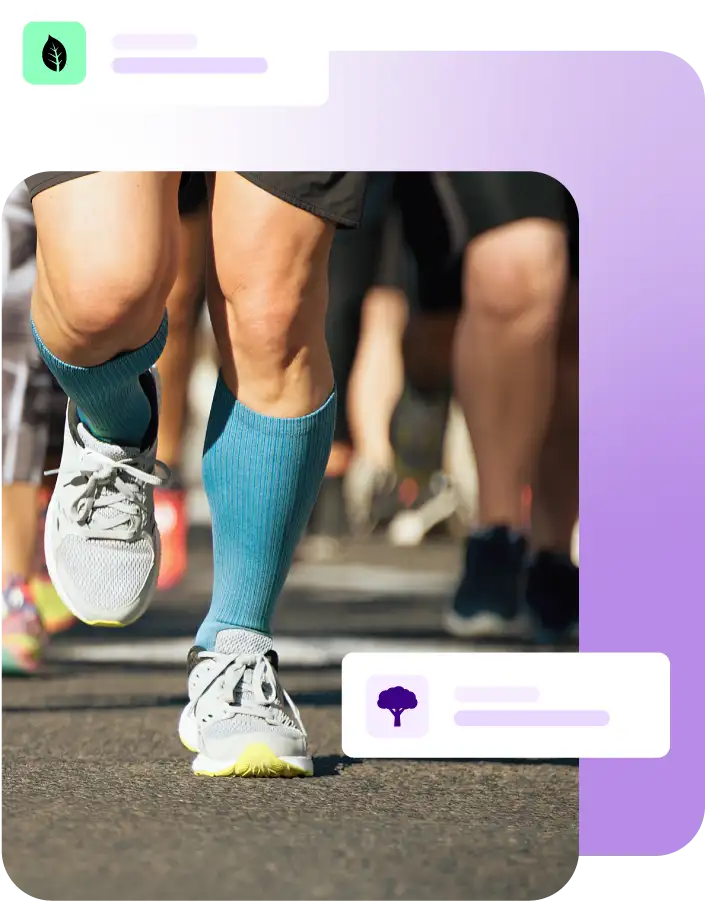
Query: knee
[[230, 292, 313, 372], [44, 252, 176, 350], [221, 223, 332, 371], [464, 220, 568, 339]]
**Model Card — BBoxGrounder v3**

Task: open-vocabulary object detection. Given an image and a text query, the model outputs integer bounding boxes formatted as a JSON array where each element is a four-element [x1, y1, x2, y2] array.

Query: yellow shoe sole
[[193, 743, 313, 778]]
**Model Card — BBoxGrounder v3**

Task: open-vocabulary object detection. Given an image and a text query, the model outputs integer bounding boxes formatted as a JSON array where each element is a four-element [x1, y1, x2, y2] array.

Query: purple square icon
[[366, 675, 429, 738]]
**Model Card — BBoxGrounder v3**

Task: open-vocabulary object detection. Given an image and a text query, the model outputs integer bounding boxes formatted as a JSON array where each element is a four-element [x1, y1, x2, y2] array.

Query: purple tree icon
[[377, 685, 418, 727]]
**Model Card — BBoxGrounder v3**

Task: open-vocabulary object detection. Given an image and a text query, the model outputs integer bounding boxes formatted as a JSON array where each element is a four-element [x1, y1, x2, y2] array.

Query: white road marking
[[49, 634, 477, 667], [285, 563, 456, 597]]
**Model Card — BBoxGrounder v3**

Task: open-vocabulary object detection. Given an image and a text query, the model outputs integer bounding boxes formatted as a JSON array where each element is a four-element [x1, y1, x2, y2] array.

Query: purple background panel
[[366, 676, 429, 739], [15, 50, 705, 856]]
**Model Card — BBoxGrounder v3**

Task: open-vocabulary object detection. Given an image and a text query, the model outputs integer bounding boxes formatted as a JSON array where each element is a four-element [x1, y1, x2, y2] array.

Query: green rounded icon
[[23, 22, 86, 85]]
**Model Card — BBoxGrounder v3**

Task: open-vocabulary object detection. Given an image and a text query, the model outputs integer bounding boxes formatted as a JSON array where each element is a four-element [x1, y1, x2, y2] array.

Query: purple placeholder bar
[[111, 34, 198, 50], [454, 687, 541, 703], [454, 710, 610, 727], [112, 57, 268, 75]]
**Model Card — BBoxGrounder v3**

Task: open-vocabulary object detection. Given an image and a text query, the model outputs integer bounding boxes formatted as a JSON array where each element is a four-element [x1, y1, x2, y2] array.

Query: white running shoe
[[44, 371, 169, 627], [179, 630, 313, 777], [387, 472, 461, 547]]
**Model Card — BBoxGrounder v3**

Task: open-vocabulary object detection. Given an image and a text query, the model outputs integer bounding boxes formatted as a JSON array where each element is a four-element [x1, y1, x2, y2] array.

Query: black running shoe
[[444, 526, 529, 639], [526, 552, 579, 645]]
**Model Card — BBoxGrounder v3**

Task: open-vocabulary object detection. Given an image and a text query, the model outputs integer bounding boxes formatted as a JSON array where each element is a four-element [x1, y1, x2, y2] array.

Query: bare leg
[[153, 204, 208, 590], [210, 174, 333, 414], [531, 282, 579, 553], [445, 218, 569, 640], [156, 206, 208, 470], [348, 286, 408, 469], [453, 219, 568, 529]]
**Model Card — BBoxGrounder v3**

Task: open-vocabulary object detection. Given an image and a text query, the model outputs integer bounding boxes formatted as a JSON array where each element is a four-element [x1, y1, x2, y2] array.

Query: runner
[[26, 170, 367, 774], [313, 173, 461, 548], [306, 173, 406, 551], [389, 173, 579, 642]]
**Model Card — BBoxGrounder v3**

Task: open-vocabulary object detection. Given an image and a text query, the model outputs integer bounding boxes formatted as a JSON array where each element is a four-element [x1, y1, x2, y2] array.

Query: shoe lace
[[196, 652, 307, 734], [46, 450, 171, 540]]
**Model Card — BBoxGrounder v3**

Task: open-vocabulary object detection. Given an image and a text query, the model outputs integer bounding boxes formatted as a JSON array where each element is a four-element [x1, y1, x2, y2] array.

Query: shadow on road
[[312, 754, 363, 777]]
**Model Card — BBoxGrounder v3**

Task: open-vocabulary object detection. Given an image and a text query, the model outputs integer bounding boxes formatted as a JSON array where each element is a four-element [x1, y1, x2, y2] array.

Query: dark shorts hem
[[24, 172, 367, 230], [24, 172, 98, 199], [237, 172, 366, 229]]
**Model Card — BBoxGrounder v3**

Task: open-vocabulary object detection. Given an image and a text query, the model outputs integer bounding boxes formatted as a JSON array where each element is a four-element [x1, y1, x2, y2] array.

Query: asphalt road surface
[[3, 533, 578, 900]]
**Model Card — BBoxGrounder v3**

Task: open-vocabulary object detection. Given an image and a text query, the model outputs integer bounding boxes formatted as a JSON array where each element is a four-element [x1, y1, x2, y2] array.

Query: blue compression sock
[[196, 374, 336, 649], [31, 313, 168, 447]]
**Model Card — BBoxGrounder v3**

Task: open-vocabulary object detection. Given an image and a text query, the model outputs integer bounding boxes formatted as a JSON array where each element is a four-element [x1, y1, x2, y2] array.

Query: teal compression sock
[[31, 313, 167, 447], [196, 374, 336, 649]]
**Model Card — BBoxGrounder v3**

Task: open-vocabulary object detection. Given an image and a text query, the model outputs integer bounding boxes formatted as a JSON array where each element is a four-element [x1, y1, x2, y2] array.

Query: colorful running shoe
[[155, 479, 188, 591], [2, 580, 47, 674], [179, 629, 312, 777], [30, 575, 75, 635], [30, 487, 76, 634]]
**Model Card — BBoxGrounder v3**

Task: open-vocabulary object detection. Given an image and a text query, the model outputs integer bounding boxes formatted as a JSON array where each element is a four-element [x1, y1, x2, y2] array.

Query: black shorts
[[177, 172, 208, 216], [332, 172, 416, 297], [394, 172, 579, 313], [24, 172, 367, 228]]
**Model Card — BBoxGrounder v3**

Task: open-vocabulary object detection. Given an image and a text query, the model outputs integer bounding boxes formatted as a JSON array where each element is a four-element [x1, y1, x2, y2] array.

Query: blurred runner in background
[[306, 173, 463, 557], [2, 175, 212, 631], [387, 173, 578, 643], [0, 179, 51, 673], [153, 173, 209, 590]]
